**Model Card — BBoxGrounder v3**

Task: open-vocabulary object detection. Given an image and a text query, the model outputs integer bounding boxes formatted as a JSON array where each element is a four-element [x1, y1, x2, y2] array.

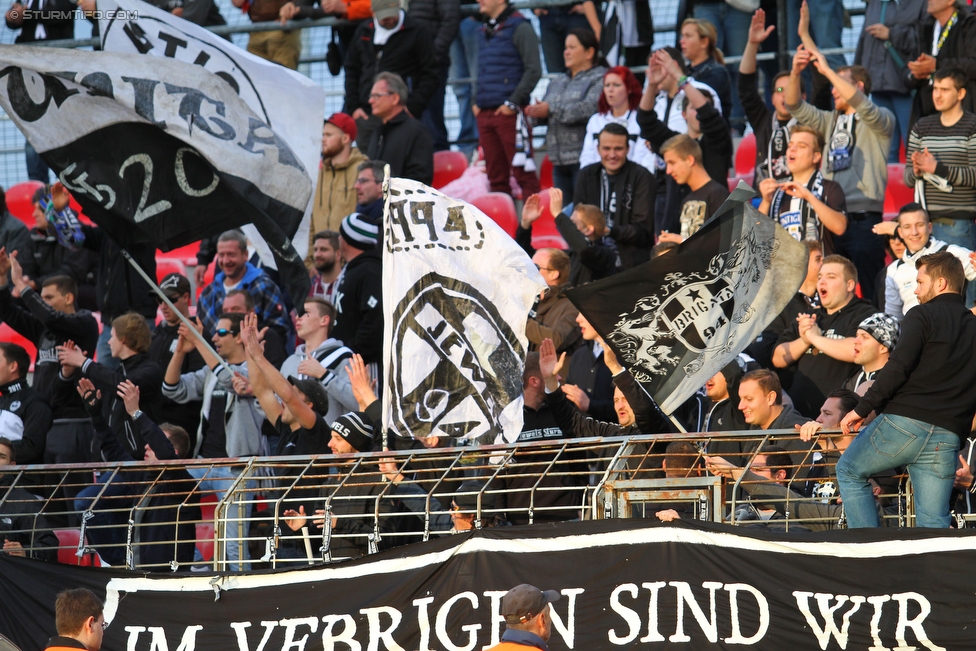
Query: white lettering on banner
[[608, 583, 642, 644], [435, 592, 480, 651], [793, 591, 946, 651], [320, 615, 360, 651], [279, 618, 318, 651], [360, 606, 404, 651], [724, 583, 769, 645], [230, 621, 278, 651], [669, 581, 723, 643], [481, 590, 508, 650], [412, 596, 435, 651], [549, 588, 584, 649], [124, 625, 202, 651], [639, 582, 666, 643], [119, 153, 172, 222]]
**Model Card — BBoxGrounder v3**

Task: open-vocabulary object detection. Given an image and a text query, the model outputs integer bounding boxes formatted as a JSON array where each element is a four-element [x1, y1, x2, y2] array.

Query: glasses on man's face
[[215, 328, 239, 337], [355, 177, 377, 185], [155, 294, 180, 305], [535, 264, 555, 271], [369, 92, 393, 100], [775, 86, 785, 93]]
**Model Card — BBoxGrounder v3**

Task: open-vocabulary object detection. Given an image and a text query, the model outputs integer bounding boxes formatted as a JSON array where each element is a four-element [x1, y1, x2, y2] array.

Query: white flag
[[97, 0, 325, 262], [382, 179, 546, 445]]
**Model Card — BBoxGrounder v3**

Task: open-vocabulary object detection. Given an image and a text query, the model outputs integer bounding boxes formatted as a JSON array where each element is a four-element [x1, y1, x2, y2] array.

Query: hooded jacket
[[281, 338, 358, 425], [311, 148, 369, 241], [332, 248, 384, 364]]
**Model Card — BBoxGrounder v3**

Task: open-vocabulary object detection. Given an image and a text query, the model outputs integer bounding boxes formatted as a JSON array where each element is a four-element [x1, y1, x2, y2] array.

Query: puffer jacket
[[854, 0, 925, 94], [540, 65, 606, 166]]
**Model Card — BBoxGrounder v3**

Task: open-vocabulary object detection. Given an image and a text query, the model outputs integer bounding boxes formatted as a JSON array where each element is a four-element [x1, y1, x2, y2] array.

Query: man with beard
[[839, 251, 976, 527], [308, 231, 342, 305], [310, 114, 368, 241]]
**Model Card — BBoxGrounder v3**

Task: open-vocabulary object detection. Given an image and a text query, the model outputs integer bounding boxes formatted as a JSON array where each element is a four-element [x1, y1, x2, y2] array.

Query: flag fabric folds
[[382, 179, 546, 445], [566, 186, 809, 414], [97, 0, 325, 266], [0, 45, 313, 304]]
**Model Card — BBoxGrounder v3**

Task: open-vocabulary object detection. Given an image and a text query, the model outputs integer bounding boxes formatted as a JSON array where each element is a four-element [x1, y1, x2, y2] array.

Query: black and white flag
[[382, 180, 546, 445], [567, 186, 808, 414], [0, 45, 313, 304], [96, 0, 325, 265]]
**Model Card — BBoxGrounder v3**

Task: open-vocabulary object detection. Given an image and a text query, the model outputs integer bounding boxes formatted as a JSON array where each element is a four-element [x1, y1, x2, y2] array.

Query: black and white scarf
[[771, 170, 827, 243], [765, 116, 797, 181]]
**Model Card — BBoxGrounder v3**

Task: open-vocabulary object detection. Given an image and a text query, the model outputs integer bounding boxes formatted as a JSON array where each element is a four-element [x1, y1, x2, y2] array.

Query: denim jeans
[[931, 217, 976, 306], [833, 212, 886, 302], [75, 472, 140, 566], [692, 2, 752, 131], [187, 465, 254, 571], [871, 91, 913, 163], [422, 65, 451, 152], [836, 414, 959, 528], [551, 163, 579, 199], [450, 17, 481, 155], [538, 8, 591, 75]]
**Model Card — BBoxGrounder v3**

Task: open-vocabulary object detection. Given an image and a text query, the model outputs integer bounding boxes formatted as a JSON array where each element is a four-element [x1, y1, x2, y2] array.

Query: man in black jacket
[[839, 251, 976, 527], [574, 123, 654, 270], [0, 437, 58, 562], [0, 343, 52, 466], [362, 73, 434, 184], [332, 213, 384, 365], [407, 0, 460, 150], [344, 0, 439, 150]]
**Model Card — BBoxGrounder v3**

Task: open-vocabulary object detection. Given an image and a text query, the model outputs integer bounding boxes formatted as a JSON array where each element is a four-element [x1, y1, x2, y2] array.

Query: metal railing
[[0, 427, 915, 572]]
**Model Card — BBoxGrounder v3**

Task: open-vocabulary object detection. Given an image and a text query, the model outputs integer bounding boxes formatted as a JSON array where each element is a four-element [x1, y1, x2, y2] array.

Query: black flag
[[0, 45, 312, 304], [566, 186, 808, 414]]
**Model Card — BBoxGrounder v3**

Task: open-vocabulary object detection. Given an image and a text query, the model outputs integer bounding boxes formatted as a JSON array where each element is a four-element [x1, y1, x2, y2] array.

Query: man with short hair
[[363, 73, 435, 184], [562, 313, 616, 422], [787, 46, 894, 301], [47, 588, 105, 651], [148, 273, 204, 444], [882, 203, 976, 318], [660, 134, 729, 241], [0, 436, 58, 561], [280, 297, 358, 426], [736, 369, 813, 480], [904, 68, 976, 279], [574, 123, 654, 270], [311, 114, 369, 243], [196, 229, 289, 341], [332, 214, 383, 364], [758, 124, 848, 254], [354, 160, 385, 222], [526, 248, 580, 354], [839, 251, 976, 527], [845, 313, 900, 392], [486, 584, 559, 651], [473, 0, 542, 199], [773, 255, 878, 418], [309, 230, 342, 304], [222, 288, 286, 369]]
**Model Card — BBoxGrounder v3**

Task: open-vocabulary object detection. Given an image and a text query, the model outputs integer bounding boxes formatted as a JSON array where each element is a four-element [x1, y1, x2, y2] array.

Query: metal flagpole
[[380, 164, 393, 453], [119, 248, 233, 375]]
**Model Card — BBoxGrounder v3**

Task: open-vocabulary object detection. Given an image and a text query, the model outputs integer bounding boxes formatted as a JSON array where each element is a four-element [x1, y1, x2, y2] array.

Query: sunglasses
[[215, 328, 239, 337], [154, 294, 182, 305], [775, 86, 785, 93]]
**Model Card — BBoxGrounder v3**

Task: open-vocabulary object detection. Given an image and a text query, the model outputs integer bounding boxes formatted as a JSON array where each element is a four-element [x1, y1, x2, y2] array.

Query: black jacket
[[0, 286, 99, 417], [5, 0, 75, 43], [0, 379, 51, 465], [574, 161, 654, 270], [909, 8, 976, 129], [738, 70, 789, 183], [0, 477, 58, 562], [80, 225, 157, 323], [856, 293, 976, 438], [331, 248, 384, 364], [406, 0, 460, 66], [343, 16, 439, 118], [365, 110, 435, 185], [565, 341, 616, 423], [79, 354, 164, 460], [637, 101, 732, 188], [29, 227, 95, 289]]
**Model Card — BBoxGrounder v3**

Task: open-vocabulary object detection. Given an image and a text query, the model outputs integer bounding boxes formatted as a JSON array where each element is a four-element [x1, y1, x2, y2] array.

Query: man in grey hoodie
[[787, 45, 895, 303]]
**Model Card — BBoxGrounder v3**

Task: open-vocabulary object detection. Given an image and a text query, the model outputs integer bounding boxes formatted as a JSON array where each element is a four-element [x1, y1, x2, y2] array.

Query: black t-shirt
[[775, 297, 877, 418], [275, 414, 333, 457], [769, 177, 847, 255], [679, 180, 729, 238]]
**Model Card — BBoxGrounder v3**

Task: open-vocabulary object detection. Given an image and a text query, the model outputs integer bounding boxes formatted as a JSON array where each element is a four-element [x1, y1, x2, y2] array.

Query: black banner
[[2, 519, 973, 651]]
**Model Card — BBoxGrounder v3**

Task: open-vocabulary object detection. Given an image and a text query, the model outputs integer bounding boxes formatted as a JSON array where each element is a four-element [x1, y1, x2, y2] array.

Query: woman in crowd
[[679, 18, 732, 124], [525, 29, 606, 197], [579, 66, 654, 171]]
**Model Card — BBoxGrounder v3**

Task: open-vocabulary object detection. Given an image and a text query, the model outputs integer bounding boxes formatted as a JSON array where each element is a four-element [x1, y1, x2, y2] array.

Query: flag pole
[[119, 248, 233, 375], [380, 163, 393, 453]]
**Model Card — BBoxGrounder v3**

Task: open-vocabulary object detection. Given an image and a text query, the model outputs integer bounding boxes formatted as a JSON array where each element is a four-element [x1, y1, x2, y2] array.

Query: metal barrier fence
[[0, 428, 915, 573]]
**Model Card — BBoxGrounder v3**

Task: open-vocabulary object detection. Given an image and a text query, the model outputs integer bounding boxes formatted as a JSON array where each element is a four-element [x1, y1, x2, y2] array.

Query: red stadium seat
[[196, 494, 217, 562], [155, 258, 186, 283], [0, 323, 36, 371], [727, 173, 754, 193], [734, 133, 756, 177], [539, 155, 553, 190], [884, 163, 914, 219], [54, 529, 103, 567], [471, 192, 518, 237], [532, 191, 568, 250], [195, 261, 217, 300], [5, 181, 44, 227], [161, 241, 202, 263], [432, 150, 468, 189]]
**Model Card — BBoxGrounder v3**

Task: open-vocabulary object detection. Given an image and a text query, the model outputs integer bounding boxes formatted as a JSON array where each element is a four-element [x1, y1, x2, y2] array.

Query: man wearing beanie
[[311, 114, 368, 254], [845, 313, 899, 393], [487, 584, 560, 651], [332, 213, 383, 365]]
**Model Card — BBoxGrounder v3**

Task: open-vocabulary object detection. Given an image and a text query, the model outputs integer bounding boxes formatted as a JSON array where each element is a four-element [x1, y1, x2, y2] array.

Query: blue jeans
[[422, 65, 451, 152], [75, 471, 140, 566], [552, 163, 579, 199], [187, 465, 254, 571], [932, 217, 976, 306], [836, 414, 959, 528], [95, 326, 120, 371], [833, 212, 886, 302], [692, 2, 752, 131], [450, 17, 481, 154], [872, 91, 912, 163], [538, 8, 591, 75]]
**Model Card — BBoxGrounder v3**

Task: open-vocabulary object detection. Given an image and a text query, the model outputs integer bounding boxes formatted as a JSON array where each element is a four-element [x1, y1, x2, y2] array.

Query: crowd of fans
[[2, 0, 976, 569]]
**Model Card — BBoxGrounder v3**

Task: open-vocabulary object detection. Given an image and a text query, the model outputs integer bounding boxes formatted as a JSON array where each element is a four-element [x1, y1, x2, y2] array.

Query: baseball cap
[[454, 480, 495, 510], [326, 112, 357, 142], [501, 584, 560, 624], [156, 273, 191, 299], [288, 376, 330, 416], [371, 0, 400, 21], [858, 313, 900, 351]]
